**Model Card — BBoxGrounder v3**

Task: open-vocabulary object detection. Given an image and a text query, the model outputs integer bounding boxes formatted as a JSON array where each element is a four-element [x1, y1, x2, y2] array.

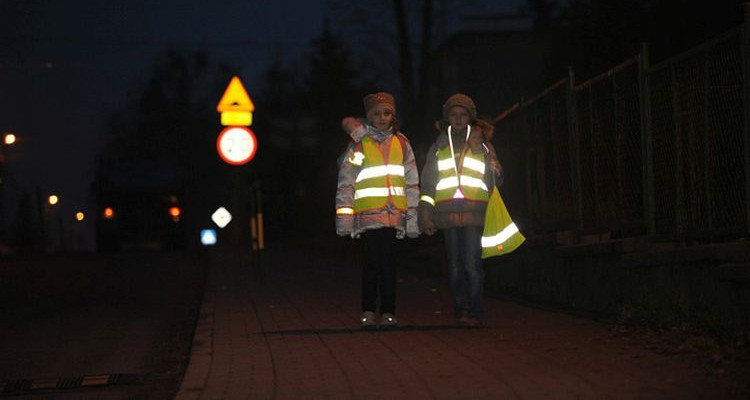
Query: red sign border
[[216, 126, 257, 165]]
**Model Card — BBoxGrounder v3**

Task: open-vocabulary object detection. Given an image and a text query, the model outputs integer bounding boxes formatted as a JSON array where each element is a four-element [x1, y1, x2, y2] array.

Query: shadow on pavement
[[259, 324, 483, 335]]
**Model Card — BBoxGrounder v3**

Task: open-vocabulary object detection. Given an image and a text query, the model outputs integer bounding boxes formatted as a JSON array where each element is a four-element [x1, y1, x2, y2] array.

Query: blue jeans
[[443, 225, 484, 320]]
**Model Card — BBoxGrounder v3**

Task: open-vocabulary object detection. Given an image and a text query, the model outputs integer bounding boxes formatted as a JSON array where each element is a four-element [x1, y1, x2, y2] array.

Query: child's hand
[[336, 213, 354, 237], [423, 226, 437, 236], [489, 159, 502, 176], [341, 117, 363, 134], [421, 219, 437, 236]]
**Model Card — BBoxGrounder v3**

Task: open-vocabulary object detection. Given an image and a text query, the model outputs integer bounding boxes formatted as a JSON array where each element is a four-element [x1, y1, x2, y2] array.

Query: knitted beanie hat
[[363, 92, 396, 115], [443, 93, 477, 120]]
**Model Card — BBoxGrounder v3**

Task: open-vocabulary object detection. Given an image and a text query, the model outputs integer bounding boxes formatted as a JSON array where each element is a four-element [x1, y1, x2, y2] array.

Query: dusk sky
[[0, 0, 522, 248]]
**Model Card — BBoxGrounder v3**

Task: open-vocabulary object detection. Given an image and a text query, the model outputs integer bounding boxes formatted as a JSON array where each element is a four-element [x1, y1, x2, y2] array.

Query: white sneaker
[[379, 313, 398, 328], [360, 311, 377, 329]]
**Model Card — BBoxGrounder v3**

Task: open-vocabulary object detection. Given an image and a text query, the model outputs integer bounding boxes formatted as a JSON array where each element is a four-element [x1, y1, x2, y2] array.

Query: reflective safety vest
[[434, 128, 489, 204], [350, 135, 407, 213]]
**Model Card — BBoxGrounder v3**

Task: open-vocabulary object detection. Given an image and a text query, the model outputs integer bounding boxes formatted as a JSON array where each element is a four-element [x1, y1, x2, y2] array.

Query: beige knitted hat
[[443, 93, 477, 120]]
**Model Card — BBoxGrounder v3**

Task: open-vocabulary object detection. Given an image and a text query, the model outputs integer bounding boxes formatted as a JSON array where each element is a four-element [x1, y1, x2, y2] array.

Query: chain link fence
[[648, 28, 745, 238], [493, 24, 747, 242]]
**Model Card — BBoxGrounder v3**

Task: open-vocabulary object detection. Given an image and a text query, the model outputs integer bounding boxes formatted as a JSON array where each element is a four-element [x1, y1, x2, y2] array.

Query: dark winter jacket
[[418, 121, 502, 230]]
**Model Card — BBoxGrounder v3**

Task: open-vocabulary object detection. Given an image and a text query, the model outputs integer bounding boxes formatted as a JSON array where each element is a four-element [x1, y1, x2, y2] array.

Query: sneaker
[[360, 311, 377, 329], [379, 313, 398, 328], [463, 317, 483, 328]]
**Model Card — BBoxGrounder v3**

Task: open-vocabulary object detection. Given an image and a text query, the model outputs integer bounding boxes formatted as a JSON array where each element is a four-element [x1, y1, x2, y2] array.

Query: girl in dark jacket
[[418, 93, 502, 327]]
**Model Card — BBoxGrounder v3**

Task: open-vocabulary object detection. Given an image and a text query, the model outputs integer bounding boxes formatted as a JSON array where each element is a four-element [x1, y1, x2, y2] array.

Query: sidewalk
[[174, 240, 746, 400]]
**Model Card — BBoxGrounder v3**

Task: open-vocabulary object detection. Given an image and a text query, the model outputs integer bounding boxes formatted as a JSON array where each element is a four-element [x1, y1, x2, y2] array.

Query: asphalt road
[[0, 250, 207, 399]]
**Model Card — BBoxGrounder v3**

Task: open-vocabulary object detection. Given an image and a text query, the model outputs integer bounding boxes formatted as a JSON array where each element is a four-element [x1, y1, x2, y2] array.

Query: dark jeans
[[443, 225, 485, 319], [361, 228, 397, 314]]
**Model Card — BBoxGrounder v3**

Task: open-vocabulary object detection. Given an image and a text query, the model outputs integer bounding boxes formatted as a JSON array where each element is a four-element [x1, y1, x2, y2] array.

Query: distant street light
[[48, 194, 59, 205], [1, 131, 19, 244], [75, 211, 84, 221], [169, 206, 181, 223], [3, 133, 16, 146]]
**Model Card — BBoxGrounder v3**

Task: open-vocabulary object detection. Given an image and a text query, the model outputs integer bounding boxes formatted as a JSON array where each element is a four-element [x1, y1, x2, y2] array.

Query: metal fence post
[[743, 2, 750, 235], [587, 81, 599, 229], [672, 63, 685, 235], [639, 43, 656, 236], [703, 50, 714, 236], [566, 66, 583, 230], [613, 64, 624, 235], [521, 97, 535, 232]]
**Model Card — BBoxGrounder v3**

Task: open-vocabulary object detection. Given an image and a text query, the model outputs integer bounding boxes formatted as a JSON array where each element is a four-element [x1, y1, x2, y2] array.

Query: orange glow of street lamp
[[75, 212, 85, 221], [48, 194, 59, 205], [169, 206, 181, 222], [103, 207, 115, 219]]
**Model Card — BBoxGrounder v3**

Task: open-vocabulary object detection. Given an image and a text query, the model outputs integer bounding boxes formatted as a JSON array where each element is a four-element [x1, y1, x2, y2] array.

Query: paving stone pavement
[[174, 241, 746, 400]]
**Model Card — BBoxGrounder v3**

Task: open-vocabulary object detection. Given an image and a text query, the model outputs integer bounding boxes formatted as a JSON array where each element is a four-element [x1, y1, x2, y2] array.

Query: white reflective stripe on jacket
[[355, 164, 405, 183], [435, 176, 488, 191], [354, 186, 406, 199]]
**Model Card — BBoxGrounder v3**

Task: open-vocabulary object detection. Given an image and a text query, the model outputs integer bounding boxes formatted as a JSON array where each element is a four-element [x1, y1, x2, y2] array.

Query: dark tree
[[93, 50, 235, 250], [253, 27, 368, 239], [256, 28, 363, 236], [304, 26, 370, 233], [526, 0, 557, 30], [304, 25, 369, 160], [251, 58, 307, 239], [9, 189, 38, 252], [328, 0, 448, 142]]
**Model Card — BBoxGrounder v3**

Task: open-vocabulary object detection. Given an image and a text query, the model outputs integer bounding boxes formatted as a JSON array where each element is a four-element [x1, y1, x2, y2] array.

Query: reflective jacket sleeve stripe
[[336, 141, 359, 210]]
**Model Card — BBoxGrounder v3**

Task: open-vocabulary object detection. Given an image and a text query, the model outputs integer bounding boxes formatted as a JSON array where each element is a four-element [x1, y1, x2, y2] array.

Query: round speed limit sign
[[216, 126, 257, 165]]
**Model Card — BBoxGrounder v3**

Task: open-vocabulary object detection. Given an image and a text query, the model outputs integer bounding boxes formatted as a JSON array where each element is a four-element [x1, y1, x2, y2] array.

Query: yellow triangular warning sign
[[216, 76, 255, 113]]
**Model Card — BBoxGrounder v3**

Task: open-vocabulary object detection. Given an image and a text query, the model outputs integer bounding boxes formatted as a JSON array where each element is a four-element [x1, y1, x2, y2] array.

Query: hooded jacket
[[336, 121, 420, 239], [418, 121, 502, 230]]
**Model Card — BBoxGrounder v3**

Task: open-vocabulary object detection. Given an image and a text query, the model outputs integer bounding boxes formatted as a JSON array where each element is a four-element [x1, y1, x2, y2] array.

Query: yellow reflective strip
[[420, 195, 435, 205], [336, 207, 354, 215], [462, 157, 486, 173], [481, 223, 520, 248]]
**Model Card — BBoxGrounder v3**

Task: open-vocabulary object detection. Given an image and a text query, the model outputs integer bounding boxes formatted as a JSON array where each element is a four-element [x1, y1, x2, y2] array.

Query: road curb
[[174, 286, 215, 400]]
